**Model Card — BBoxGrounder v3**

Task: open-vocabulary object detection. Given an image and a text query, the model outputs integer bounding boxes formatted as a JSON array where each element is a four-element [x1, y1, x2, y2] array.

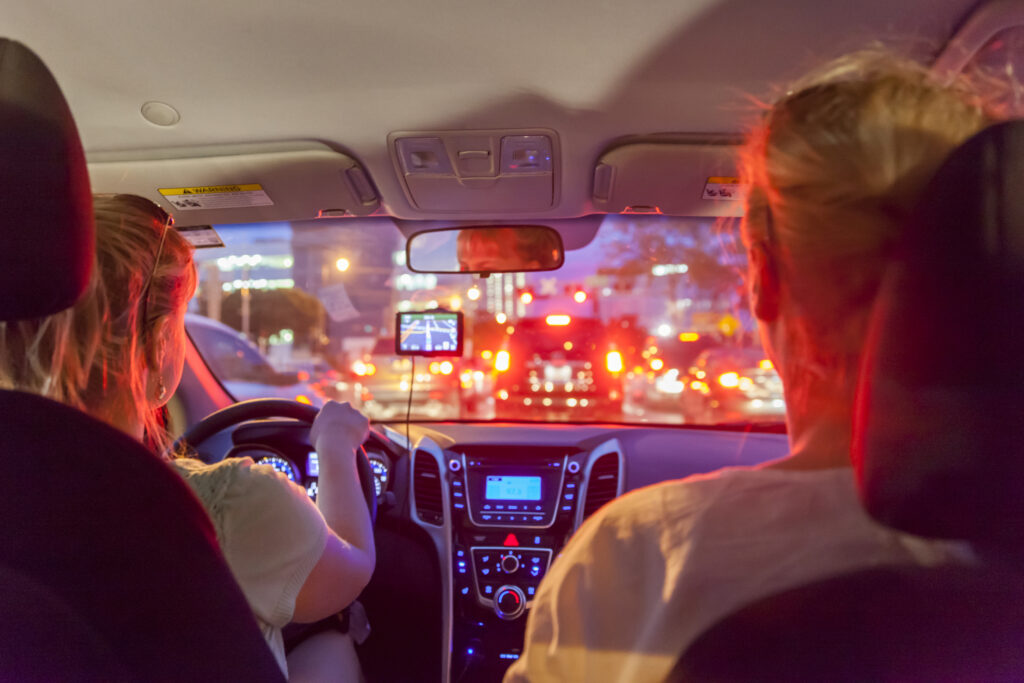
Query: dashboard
[[202, 420, 789, 682], [223, 439, 394, 505]]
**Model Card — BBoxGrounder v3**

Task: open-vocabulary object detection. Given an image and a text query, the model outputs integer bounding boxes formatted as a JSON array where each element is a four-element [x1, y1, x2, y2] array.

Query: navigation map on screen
[[397, 311, 462, 355]]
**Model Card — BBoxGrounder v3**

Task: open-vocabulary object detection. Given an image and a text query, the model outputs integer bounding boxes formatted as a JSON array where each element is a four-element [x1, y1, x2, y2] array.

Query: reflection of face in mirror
[[456, 227, 560, 272]]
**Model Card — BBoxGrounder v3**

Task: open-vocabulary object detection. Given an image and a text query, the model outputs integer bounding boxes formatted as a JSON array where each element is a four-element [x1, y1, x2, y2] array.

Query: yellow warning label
[[159, 184, 263, 196], [702, 176, 746, 201], [157, 184, 273, 211]]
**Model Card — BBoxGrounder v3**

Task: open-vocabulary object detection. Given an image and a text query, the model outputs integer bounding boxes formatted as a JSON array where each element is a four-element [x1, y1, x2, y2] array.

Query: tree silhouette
[[221, 288, 325, 348], [602, 217, 740, 300]]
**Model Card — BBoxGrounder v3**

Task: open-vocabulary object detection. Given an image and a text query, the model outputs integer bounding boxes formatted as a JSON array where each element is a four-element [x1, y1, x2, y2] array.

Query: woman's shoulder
[[169, 456, 241, 505], [171, 456, 308, 515], [589, 465, 855, 534]]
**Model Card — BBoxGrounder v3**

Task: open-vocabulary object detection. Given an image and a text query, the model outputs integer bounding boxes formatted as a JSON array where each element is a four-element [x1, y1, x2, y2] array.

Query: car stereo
[[446, 447, 586, 678], [461, 456, 566, 528]]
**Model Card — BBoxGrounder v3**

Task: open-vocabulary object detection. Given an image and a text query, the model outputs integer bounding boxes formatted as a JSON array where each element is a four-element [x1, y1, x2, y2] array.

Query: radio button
[[501, 555, 520, 574]]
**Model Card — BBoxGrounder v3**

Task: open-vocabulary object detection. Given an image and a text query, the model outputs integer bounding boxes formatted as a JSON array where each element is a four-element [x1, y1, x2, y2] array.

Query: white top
[[172, 457, 328, 677], [504, 466, 972, 683]]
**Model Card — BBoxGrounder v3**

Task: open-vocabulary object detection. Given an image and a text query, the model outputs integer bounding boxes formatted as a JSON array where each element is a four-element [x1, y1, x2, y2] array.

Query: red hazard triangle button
[[503, 533, 520, 547]]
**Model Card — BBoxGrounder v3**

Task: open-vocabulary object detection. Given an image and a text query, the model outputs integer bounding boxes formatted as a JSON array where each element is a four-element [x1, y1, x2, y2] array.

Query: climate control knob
[[500, 554, 520, 574], [493, 585, 526, 620]]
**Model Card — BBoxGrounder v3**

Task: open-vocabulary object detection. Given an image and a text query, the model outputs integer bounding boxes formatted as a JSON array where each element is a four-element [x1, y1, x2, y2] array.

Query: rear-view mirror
[[406, 225, 564, 274]]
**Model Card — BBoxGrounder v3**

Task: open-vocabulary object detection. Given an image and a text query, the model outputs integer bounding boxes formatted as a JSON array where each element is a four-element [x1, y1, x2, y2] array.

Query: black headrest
[[0, 39, 93, 321], [853, 121, 1024, 557]]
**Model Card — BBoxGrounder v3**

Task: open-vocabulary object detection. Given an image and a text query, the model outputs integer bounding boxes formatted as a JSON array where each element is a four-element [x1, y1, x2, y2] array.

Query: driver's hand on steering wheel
[[310, 401, 370, 461]]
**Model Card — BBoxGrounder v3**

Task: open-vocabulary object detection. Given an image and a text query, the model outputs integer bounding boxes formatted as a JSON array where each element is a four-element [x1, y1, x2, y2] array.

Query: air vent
[[583, 453, 620, 520], [413, 452, 444, 526]]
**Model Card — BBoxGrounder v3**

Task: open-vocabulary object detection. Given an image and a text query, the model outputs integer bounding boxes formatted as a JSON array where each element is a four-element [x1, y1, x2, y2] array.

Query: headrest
[[0, 39, 93, 321], [853, 121, 1024, 557]]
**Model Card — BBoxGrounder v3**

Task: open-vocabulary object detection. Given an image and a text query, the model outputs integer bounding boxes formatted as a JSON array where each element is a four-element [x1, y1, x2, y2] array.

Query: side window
[[188, 322, 275, 382]]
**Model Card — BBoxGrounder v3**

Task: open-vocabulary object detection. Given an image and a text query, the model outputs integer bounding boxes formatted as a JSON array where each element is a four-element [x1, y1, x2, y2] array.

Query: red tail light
[[495, 350, 510, 372], [606, 351, 623, 373]]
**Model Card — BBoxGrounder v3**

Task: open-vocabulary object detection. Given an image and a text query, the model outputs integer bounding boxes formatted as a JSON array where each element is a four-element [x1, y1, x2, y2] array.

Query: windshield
[[187, 215, 784, 427]]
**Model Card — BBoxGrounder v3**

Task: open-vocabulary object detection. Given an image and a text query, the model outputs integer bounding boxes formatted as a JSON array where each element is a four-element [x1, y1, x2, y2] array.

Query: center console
[[445, 445, 587, 681]]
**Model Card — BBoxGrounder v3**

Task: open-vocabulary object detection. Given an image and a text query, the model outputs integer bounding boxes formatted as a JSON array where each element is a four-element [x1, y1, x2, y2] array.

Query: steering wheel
[[173, 398, 377, 523]]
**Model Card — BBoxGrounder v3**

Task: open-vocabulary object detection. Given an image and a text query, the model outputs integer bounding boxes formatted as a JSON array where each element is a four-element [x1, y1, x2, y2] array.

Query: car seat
[[0, 38, 284, 682]]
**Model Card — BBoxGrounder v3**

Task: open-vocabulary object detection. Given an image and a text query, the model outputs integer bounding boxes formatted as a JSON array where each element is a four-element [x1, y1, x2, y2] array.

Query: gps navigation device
[[395, 310, 464, 356]]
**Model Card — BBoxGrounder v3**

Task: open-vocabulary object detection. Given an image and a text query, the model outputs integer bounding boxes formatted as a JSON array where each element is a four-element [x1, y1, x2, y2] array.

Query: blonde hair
[[739, 50, 997, 395], [0, 194, 196, 453]]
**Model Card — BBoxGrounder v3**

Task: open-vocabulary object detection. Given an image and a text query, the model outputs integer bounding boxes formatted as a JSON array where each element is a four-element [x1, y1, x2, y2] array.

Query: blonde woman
[[0, 193, 372, 681], [506, 52, 998, 683]]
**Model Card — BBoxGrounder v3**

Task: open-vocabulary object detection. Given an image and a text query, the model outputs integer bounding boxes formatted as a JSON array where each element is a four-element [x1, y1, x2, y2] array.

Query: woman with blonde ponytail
[[508, 51, 1000, 683]]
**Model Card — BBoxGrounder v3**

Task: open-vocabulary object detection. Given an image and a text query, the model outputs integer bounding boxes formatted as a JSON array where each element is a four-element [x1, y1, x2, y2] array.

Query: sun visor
[[591, 137, 743, 217], [88, 142, 379, 226]]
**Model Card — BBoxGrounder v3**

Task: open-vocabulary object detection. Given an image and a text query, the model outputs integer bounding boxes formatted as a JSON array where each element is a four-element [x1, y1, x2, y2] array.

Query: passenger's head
[[0, 194, 196, 451], [739, 51, 995, 409], [456, 227, 561, 272]]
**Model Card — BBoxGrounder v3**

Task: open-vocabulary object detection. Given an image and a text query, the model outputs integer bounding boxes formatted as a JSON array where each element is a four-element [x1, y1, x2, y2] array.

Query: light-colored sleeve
[[505, 480, 716, 683], [503, 484, 683, 683], [217, 459, 329, 628]]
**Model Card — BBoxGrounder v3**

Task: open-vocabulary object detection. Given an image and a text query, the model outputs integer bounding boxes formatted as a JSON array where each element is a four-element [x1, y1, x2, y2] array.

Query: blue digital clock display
[[485, 475, 542, 501]]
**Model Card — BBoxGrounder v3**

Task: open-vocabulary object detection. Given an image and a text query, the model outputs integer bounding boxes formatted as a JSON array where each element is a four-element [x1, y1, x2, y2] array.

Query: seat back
[[674, 122, 1024, 680], [853, 120, 1024, 559], [0, 38, 283, 681]]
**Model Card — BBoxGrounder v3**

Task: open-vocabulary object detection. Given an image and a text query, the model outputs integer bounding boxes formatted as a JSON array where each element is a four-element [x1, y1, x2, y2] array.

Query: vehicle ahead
[[184, 314, 328, 407], [493, 315, 624, 421], [7, 0, 1005, 680], [626, 334, 721, 416], [352, 337, 462, 420], [679, 347, 786, 425]]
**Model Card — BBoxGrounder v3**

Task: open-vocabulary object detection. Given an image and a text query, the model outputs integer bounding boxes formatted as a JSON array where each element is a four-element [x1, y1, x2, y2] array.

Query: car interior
[[2, 0, 1023, 680]]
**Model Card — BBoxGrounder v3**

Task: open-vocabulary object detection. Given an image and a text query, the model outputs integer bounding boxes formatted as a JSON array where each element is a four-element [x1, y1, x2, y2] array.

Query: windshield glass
[[187, 215, 784, 427]]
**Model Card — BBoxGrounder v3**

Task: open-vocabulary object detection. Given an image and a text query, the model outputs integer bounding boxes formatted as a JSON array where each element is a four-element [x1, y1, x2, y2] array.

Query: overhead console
[[389, 129, 559, 213], [591, 135, 743, 217], [88, 141, 380, 226]]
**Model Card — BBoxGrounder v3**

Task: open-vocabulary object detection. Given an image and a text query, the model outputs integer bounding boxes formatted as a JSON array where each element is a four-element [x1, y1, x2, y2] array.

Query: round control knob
[[567, 461, 581, 474], [448, 458, 461, 472], [494, 585, 526, 620], [500, 554, 520, 574]]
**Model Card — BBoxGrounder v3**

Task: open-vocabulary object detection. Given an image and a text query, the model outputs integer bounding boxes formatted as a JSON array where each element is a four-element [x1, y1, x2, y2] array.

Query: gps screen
[[395, 311, 463, 356]]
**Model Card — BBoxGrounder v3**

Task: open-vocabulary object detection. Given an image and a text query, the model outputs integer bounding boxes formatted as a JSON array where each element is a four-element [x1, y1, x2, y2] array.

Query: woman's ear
[[749, 243, 780, 322]]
